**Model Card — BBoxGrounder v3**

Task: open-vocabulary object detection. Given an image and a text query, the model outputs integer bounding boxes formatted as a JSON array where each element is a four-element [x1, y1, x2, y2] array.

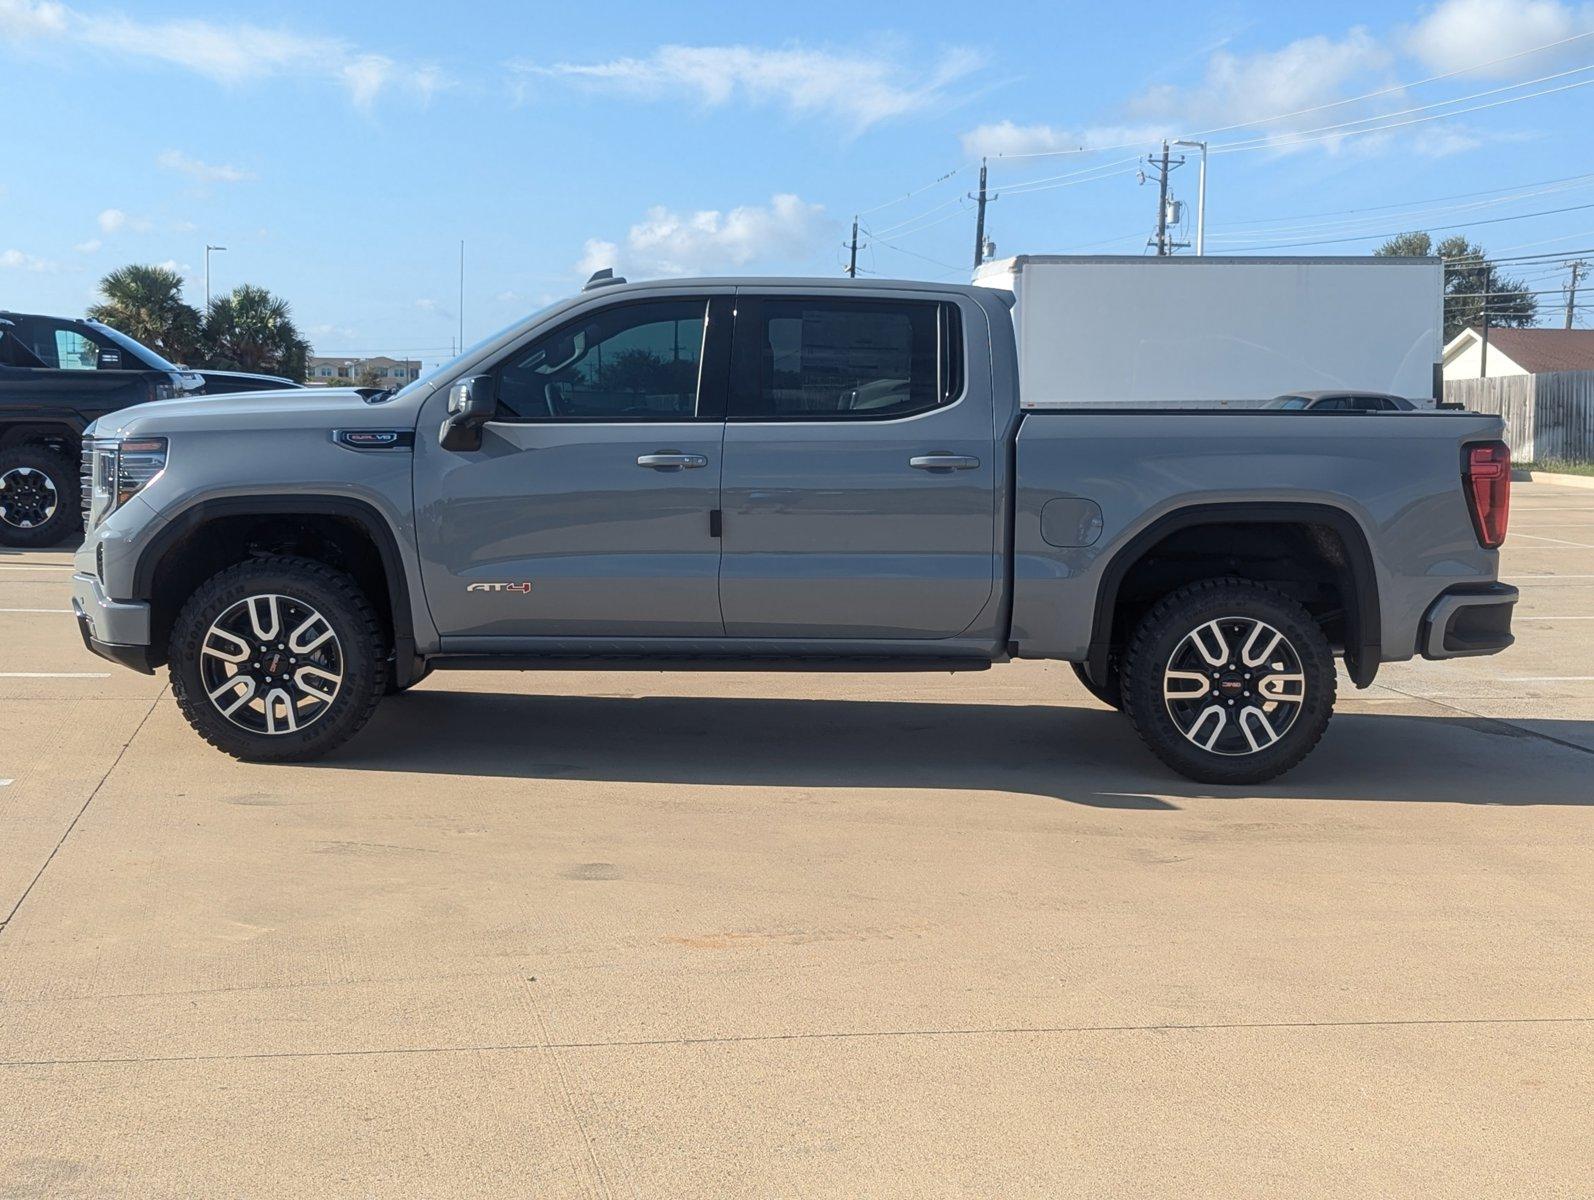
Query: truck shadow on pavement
[[332, 690, 1594, 809]]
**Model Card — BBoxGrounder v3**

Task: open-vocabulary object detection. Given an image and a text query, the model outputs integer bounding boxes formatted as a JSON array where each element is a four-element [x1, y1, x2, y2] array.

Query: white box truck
[[973, 255, 1445, 408]]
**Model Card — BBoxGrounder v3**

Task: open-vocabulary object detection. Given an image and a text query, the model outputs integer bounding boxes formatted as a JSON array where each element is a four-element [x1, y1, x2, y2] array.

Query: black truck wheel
[[1121, 578, 1336, 786], [169, 555, 388, 762], [0, 444, 81, 548]]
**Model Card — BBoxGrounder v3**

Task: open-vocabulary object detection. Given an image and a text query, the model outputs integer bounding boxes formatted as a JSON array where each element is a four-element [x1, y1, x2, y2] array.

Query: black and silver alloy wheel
[[1162, 616, 1305, 756], [0, 465, 58, 530], [170, 555, 388, 762], [200, 593, 345, 734], [0, 444, 79, 547], [1122, 578, 1336, 785]]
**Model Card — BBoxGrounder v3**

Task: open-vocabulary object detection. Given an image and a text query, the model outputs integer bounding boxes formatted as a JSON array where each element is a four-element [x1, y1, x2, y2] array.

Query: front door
[[718, 292, 997, 639], [414, 295, 730, 639]]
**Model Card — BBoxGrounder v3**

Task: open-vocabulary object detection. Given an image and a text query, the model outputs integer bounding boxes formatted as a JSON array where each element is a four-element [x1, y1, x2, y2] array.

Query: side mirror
[[439, 375, 494, 451]]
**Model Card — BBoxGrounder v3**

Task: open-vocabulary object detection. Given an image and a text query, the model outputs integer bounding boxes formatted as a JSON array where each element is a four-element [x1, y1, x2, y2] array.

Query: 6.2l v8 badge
[[467, 582, 534, 594]]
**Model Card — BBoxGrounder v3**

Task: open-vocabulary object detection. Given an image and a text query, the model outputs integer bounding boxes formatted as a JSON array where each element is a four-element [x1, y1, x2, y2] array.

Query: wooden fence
[[1444, 370, 1594, 464]]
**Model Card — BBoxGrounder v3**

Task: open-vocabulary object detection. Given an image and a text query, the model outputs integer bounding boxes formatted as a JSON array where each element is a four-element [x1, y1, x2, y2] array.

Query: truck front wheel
[[0, 444, 81, 548], [168, 556, 389, 762], [1121, 579, 1336, 785]]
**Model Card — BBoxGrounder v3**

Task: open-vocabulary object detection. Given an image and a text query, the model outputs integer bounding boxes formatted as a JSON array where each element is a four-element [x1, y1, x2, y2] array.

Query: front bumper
[[71, 571, 156, 674], [1420, 582, 1518, 660]]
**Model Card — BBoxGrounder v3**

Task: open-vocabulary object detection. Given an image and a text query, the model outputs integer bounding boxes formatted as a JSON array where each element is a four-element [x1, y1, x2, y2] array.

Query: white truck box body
[[973, 255, 1444, 408]]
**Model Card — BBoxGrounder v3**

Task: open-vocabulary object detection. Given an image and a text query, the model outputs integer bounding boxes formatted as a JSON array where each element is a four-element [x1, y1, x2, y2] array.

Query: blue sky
[[3, 0, 1593, 365]]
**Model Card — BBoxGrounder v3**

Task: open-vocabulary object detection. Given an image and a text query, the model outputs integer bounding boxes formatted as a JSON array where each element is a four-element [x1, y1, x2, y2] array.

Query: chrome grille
[[80, 440, 95, 526]]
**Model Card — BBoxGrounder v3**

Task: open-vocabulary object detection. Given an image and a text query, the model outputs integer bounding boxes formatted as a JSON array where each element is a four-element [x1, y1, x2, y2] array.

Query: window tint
[[1312, 397, 1350, 411], [495, 299, 706, 421], [731, 298, 957, 419], [1277, 396, 1310, 410]]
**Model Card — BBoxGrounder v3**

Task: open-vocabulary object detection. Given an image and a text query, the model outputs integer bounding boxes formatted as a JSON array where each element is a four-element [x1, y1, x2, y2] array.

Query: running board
[[428, 654, 994, 673]]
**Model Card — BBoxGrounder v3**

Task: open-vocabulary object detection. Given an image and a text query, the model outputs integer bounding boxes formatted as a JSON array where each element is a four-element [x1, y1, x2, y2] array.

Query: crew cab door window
[[494, 299, 708, 421], [729, 298, 956, 419]]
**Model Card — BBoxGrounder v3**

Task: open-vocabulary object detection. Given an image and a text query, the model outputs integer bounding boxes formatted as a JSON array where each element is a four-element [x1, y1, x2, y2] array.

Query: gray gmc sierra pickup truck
[[71, 275, 1518, 783]]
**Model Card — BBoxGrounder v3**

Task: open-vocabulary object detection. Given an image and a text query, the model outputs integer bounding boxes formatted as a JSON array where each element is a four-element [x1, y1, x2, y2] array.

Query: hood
[[88, 386, 424, 440]]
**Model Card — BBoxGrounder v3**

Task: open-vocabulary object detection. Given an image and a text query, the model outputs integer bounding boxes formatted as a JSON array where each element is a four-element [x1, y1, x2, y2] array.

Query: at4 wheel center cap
[[262, 651, 288, 675], [1217, 675, 1246, 698]]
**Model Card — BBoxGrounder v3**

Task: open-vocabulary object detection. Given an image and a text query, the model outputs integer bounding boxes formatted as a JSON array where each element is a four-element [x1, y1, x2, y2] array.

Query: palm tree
[[87, 265, 203, 363], [202, 285, 311, 381]]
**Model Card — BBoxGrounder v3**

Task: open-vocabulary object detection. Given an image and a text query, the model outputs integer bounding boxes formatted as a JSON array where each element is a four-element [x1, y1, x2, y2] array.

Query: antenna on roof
[[583, 268, 626, 291]]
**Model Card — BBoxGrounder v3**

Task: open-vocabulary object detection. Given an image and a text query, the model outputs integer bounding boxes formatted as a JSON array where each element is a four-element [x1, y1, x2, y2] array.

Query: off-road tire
[[1121, 578, 1336, 786], [1070, 659, 1123, 710], [0, 443, 81, 548], [169, 555, 388, 762]]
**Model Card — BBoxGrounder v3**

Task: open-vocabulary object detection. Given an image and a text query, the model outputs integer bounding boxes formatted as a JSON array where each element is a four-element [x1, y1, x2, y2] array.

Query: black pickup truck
[[0, 311, 298, 546]]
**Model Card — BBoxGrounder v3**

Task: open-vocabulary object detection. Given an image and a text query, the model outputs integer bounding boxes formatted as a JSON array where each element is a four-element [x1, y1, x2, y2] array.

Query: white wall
[[1444, 335, 1527, 381]]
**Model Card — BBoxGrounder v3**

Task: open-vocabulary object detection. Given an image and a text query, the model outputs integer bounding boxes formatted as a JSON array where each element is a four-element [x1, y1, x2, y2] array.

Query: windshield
[[90, 321, 183, 374], [387, 299, 570, 402]]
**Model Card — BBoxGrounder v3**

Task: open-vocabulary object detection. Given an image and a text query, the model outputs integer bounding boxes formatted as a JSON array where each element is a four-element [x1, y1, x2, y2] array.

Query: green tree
[[1377, 231, 1536, 341], [86, 264, 203, 364], [200, 284, 311, 381]]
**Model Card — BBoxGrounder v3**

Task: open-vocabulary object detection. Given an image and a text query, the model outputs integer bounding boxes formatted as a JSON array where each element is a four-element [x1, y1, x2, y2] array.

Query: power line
[[985, 28, 1594, 160], [1235, 201, 1594, 252], [1209, 62, 1594, 155]]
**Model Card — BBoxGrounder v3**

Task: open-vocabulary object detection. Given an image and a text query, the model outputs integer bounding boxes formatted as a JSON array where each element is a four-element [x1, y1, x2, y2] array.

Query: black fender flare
[[131, 494, 421, 686], [1085, 502, 1382, 688]]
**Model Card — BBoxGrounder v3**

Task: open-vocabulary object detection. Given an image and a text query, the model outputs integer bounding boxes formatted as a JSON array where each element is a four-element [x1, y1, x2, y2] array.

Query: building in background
[[306, 355, 421, 388], [1443, 327, 1594, 381]]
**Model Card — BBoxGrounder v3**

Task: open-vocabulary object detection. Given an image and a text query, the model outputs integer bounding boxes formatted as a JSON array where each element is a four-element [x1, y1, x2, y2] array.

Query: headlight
[[85, 437, 168, 529]]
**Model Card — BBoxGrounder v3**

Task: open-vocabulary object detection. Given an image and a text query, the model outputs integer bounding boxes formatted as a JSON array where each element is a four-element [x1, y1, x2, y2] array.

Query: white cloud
[[579, 193, 826, 278], [1127, 29, 1393, 146], [96, 207, 150, 234], [73, 237, 101, 253], [0, 0, 446, 108], [0, 248, 61, 272], [1406, 0, 1594, 75], [961, 120, 1172, 158], [157, 149, 253, 184], [516, 43, 983, 130]]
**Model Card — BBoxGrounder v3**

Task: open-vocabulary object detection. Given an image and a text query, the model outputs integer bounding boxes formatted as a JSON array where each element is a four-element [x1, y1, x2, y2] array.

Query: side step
[[428, 655, 994, 673]]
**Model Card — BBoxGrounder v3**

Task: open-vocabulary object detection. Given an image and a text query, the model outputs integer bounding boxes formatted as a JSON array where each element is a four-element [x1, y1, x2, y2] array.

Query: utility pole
[[970, 158, 997, 269], [1141, 143, 1186, 256], [204, 244, 226, 311], [847, 216, 861, 278], [1564, 259, 1588, 329], [1480, 311, 1490, 378], [458, 240, 465, 354]]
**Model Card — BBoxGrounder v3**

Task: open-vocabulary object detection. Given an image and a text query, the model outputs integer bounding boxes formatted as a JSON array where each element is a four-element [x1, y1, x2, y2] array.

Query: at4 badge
[[467, 582, 533, 594]]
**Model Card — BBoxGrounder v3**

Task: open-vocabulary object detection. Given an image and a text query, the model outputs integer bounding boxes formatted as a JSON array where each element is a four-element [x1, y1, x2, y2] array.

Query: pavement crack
[[2, 1014, 1589, 1069], [0, 685, 165, 938]]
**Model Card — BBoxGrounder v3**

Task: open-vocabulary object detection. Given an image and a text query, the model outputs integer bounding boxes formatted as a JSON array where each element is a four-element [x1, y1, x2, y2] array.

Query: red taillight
[[1464, 440, 1511, 549]]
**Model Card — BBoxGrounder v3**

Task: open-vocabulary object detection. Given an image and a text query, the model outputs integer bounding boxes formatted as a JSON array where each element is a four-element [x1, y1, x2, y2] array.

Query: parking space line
[[1512, 533, 1594, 548], [1503, 676, 1594, 681], [0, 672, 110, 678], [0, 565, 74, 572], [0, 608, 72, 614], [1514, 615, 1594, 620]]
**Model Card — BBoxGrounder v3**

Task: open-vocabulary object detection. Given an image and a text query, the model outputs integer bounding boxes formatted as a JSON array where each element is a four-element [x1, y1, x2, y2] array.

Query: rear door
[[717, 291, 997, 639]]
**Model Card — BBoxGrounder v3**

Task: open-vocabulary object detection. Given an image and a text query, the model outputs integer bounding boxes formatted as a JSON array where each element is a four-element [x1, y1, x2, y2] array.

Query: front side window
[[495, 299, 707, 421], [731, 298, 958, 419], [54, 329, 101, 370]]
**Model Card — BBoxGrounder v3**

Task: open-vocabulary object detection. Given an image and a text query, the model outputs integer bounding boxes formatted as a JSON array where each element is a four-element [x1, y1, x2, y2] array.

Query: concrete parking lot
[[1, 482, 1591, 1198]]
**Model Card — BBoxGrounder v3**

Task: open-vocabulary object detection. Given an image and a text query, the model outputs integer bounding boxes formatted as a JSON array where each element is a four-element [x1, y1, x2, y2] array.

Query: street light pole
[[204, 244, 227, 310], [1172, 140, 1207, 255]]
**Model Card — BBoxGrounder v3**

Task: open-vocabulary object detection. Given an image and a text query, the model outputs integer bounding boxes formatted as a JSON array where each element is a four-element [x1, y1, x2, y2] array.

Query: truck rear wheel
[[1121, 578, 1335, 785], [0, 444, 81, 548], [168, 555, 388, 762]]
